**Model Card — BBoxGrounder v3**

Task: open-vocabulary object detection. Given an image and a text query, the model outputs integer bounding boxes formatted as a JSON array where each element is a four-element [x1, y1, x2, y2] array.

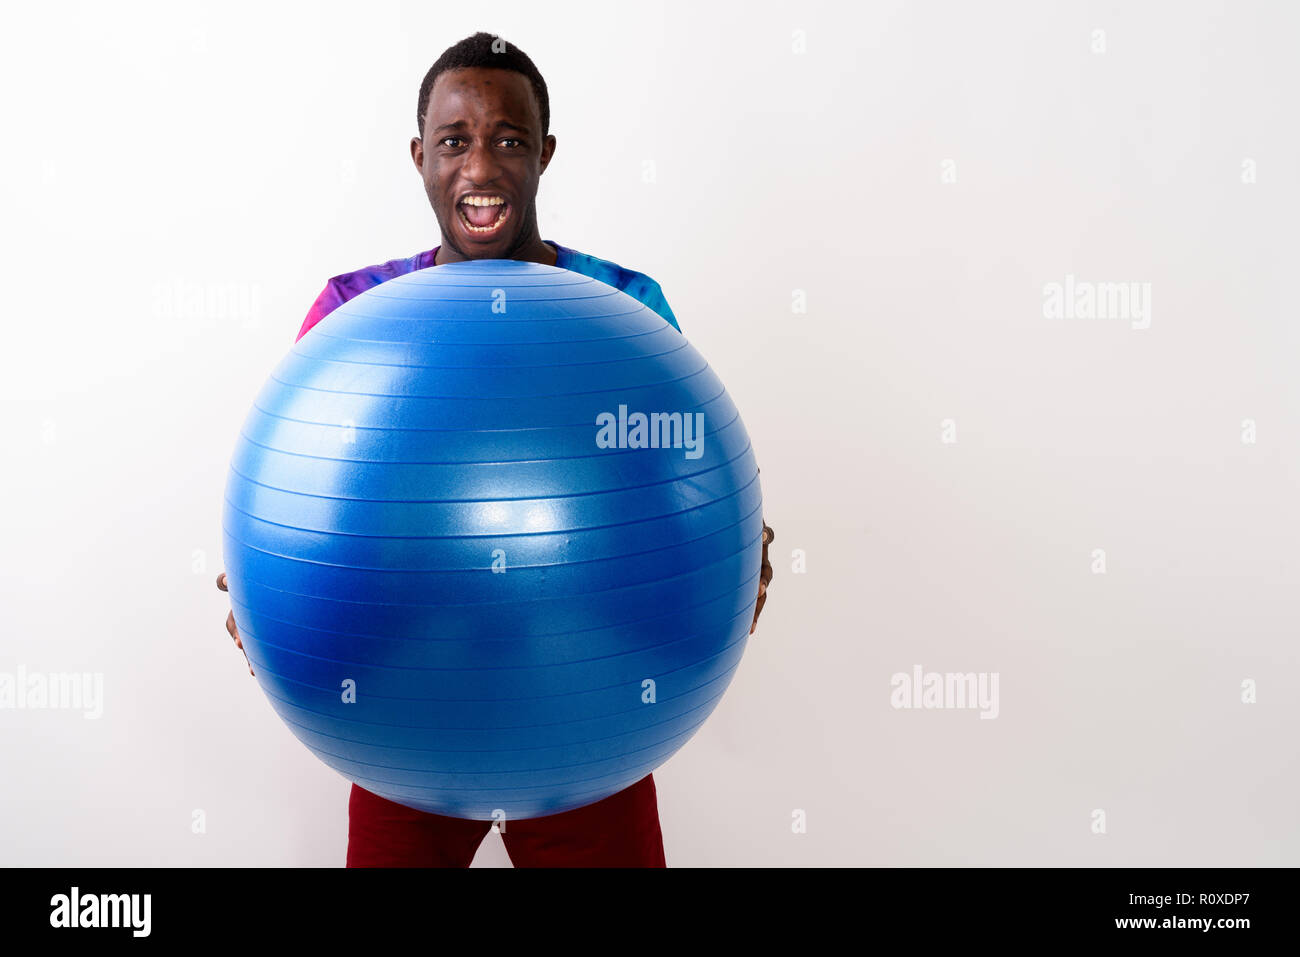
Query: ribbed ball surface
[[222, 259, 762, 820]]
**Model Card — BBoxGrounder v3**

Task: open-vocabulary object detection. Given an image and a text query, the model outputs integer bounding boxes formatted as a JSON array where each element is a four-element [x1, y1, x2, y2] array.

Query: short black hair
[[416, 32, 550, 139]]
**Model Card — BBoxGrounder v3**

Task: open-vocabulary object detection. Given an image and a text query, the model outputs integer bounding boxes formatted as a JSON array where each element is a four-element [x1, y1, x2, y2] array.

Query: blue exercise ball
[[222, 259, 762, 820]]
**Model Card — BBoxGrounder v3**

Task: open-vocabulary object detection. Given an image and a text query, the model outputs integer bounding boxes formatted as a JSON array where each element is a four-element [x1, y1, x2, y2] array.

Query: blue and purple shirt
[[295, 240, 679, 343]]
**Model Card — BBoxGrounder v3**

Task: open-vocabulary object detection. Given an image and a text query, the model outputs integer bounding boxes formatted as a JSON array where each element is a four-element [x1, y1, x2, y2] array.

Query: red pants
[[346, 774, 667, 867]]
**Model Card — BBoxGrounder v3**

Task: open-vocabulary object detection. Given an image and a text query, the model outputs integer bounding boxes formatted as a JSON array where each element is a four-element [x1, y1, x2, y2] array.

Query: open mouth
[[458, 195, 510, 235]]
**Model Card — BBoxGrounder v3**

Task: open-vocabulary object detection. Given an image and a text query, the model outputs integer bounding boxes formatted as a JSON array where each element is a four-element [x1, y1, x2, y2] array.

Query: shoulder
[[552, 242, 681, 332], [323, 248, 436, 300], [296, 249, 436, 341]]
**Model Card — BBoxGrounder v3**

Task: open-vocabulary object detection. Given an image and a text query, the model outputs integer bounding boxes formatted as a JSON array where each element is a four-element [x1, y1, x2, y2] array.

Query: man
[[216, 31, 773, 867]]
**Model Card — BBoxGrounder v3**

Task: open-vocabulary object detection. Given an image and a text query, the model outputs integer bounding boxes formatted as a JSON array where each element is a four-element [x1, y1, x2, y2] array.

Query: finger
[[233, 635, 254, 675], [216, 572, 228, 592], [226, 610, 239, 641]]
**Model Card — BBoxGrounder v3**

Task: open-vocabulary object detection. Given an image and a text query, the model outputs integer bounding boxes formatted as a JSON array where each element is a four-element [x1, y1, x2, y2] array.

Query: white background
[[1, 0, 1296, 866]]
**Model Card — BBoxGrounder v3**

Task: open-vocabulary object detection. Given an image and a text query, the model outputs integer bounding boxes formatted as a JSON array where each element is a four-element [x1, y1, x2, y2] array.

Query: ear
[[410, 135, 424, 173], [539, 134, 557, 175]]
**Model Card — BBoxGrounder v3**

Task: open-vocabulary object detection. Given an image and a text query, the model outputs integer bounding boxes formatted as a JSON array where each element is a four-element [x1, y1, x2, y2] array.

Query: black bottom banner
[[0, 866, 1287, 944]]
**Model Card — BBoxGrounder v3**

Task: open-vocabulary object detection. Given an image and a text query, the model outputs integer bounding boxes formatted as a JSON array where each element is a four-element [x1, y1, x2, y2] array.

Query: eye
[[500, 138, 522, 149], [441, 137, 463, 148]]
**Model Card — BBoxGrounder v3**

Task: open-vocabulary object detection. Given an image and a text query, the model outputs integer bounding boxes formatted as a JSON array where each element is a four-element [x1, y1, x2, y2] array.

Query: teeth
[[461, 196, 505, 206]]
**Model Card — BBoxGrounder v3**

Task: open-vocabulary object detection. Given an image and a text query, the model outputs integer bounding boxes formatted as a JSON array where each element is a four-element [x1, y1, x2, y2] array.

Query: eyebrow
[[432, 120, 531, 136]]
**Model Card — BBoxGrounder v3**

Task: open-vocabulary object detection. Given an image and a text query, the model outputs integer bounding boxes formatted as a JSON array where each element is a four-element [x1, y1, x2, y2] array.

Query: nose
[[460, 140, 503, 187]]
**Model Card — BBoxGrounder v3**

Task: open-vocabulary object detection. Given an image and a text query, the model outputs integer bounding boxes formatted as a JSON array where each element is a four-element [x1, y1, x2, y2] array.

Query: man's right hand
[[216, 573, 255, 676]]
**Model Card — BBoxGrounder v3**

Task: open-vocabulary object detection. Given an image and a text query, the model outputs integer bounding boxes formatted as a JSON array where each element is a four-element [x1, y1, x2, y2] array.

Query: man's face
[[411, 67, 556, 261]]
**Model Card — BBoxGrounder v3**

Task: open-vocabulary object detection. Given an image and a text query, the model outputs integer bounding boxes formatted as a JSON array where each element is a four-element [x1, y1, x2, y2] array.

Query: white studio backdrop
[[0, 0, 1297, 866]]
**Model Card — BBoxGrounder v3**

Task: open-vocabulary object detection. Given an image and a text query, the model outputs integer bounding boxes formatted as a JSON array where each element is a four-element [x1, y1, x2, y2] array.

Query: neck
[[435, 228, 556, 267]]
